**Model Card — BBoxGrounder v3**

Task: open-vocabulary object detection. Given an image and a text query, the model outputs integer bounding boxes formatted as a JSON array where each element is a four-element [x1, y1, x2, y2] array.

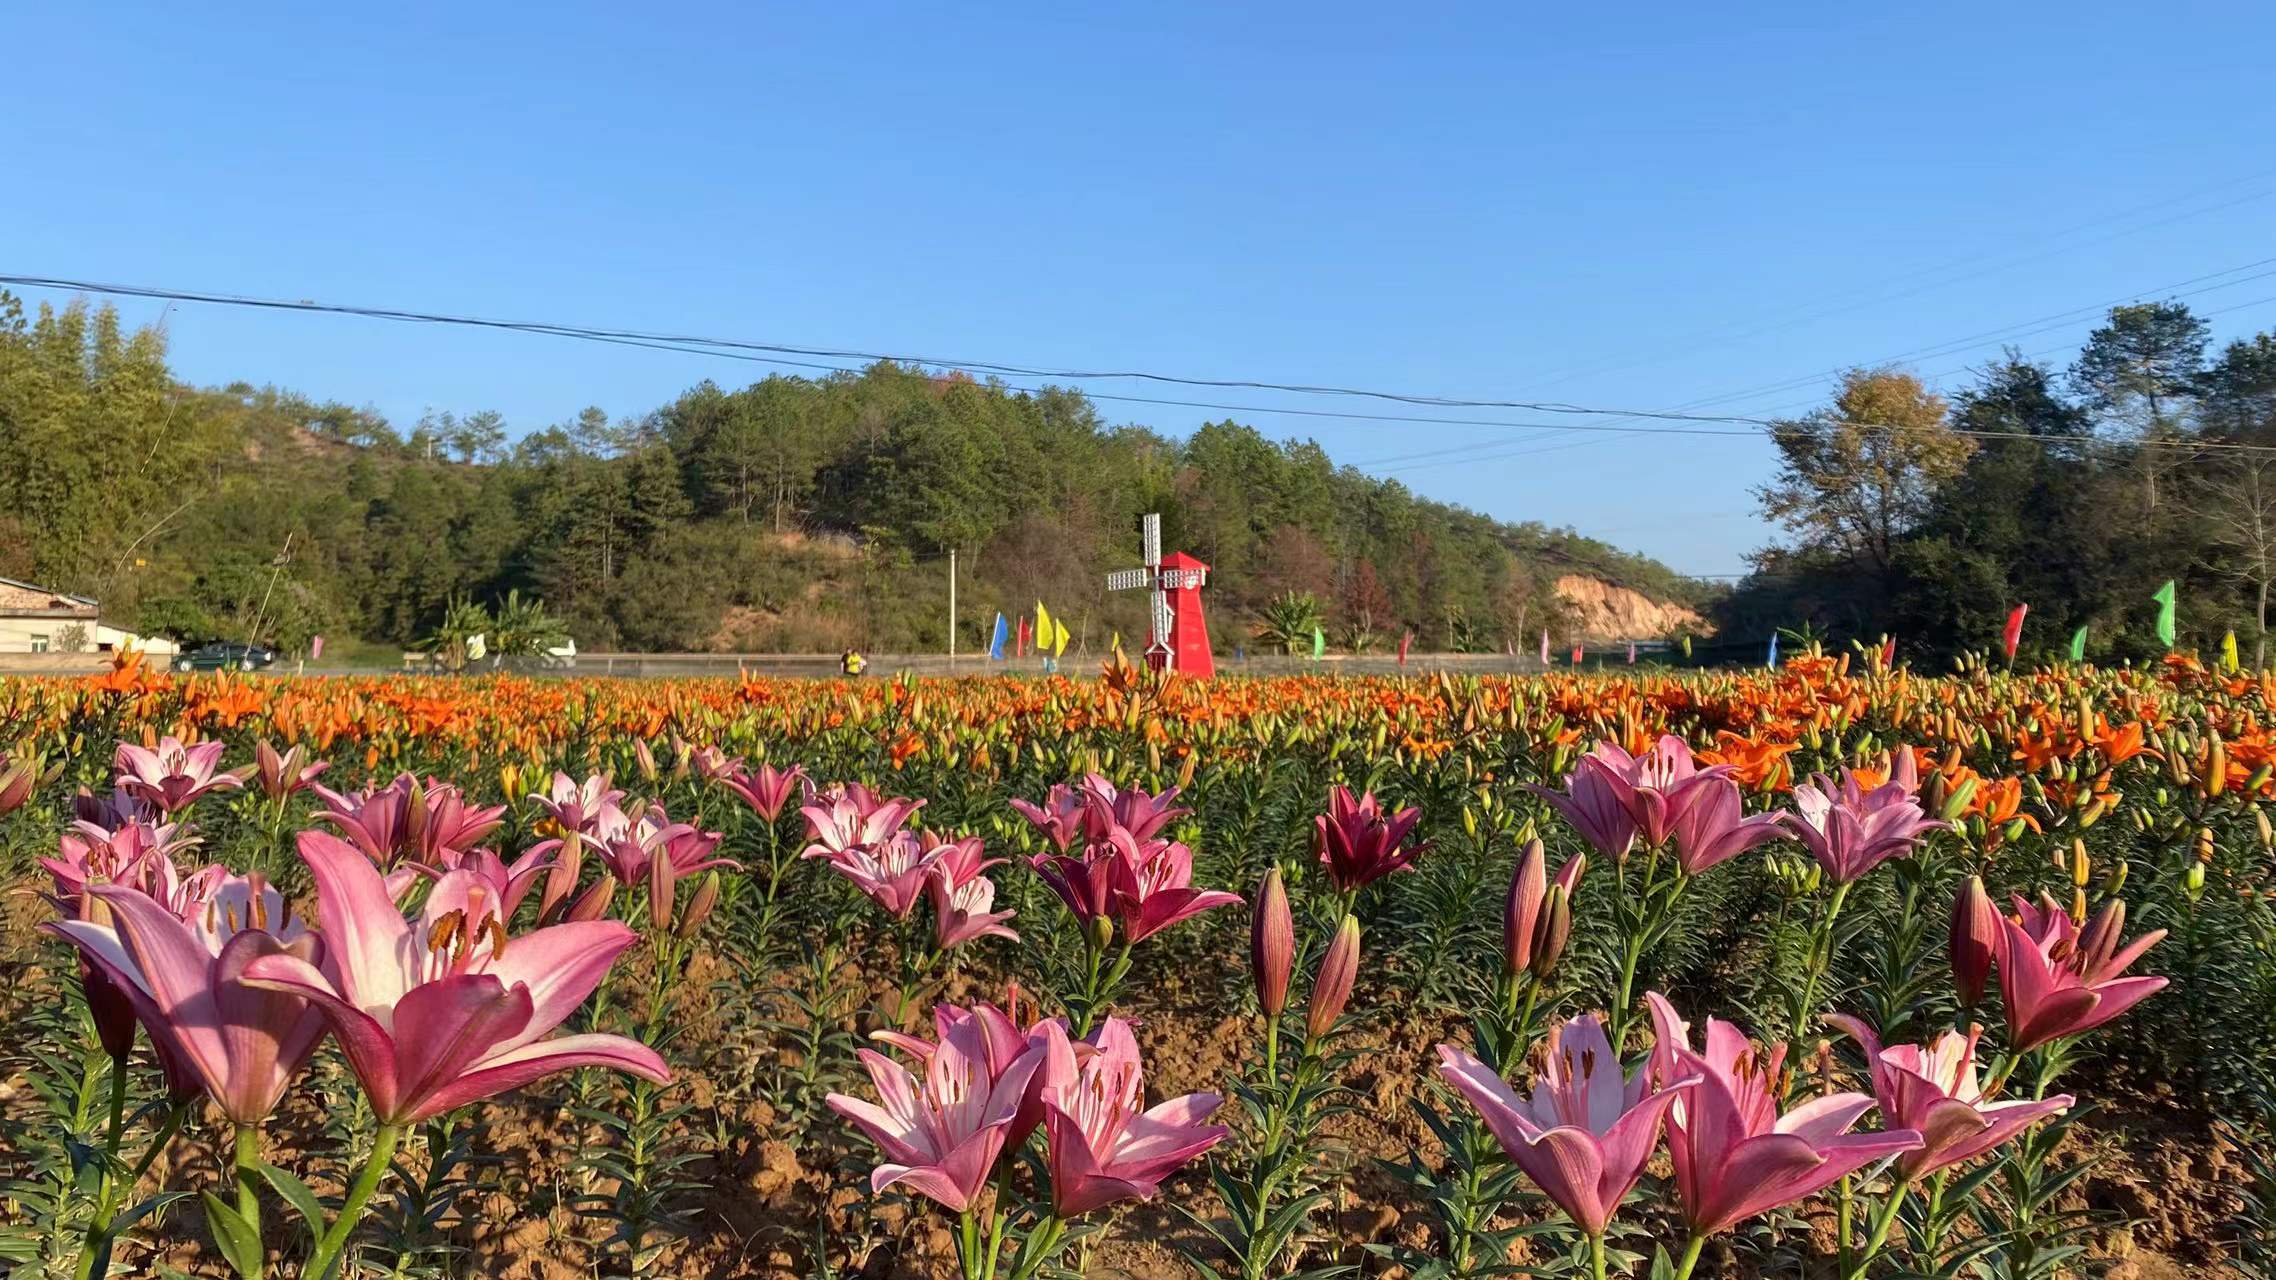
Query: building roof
[[0, 576, 99, 616]]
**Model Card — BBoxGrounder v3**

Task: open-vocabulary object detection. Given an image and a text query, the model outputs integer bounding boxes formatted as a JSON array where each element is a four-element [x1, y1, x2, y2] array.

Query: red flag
[[1016, 616, 1031, 658], [1397, 631, 1413, 666], [2002, 604, 2027, 660], [1570, 645, 1584, 665]]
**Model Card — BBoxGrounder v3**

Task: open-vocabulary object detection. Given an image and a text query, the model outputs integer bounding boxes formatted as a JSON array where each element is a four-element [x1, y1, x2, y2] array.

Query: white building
[[0, 577, 177, 656]]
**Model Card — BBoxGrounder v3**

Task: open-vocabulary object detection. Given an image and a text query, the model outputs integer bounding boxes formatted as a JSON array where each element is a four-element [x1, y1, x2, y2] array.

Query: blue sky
[[8, 3, 2275, 578]]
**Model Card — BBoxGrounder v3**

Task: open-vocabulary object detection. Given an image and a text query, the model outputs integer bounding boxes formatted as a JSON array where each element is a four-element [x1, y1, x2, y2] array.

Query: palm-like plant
[[1254, 591, 1326, 656], [489, 590, 570, 661], [423, 597, 494, 674]]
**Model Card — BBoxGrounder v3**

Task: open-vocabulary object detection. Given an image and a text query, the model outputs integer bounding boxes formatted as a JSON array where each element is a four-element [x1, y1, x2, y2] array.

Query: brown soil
[[1, 911, 2250, 1278]]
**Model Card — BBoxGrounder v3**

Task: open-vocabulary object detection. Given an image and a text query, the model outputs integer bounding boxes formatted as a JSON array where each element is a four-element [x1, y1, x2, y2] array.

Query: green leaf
[[258, 1161, 327, 1237], [200, 1191, 265, 1279]]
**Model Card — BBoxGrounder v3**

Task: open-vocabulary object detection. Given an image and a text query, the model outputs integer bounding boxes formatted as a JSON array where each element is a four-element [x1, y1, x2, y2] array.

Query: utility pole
[[947, 548, 958, 670]]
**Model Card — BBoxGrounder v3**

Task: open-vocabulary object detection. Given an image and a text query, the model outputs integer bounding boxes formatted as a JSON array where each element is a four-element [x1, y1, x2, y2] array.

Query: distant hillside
[[0, 292, 1710, 654]]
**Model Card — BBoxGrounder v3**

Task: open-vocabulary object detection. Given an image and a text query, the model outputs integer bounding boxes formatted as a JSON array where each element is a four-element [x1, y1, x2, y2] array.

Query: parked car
[[172, 642, 277, 673]]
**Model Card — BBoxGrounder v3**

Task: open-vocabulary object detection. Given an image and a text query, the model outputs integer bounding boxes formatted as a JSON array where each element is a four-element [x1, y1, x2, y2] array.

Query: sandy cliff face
[[1553, 574, 1710, 643]]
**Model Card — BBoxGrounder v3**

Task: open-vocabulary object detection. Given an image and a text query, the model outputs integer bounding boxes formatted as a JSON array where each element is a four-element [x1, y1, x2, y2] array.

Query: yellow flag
[[1035, 602, 1052, 654], [2223, 629, 2241, 672], [1052, 618, 1070, 657]]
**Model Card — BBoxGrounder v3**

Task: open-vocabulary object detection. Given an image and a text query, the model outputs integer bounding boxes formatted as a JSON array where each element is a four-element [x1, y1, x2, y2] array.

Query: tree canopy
[[0, 292, 1704, 656], [1733, 300, 2276, 664]]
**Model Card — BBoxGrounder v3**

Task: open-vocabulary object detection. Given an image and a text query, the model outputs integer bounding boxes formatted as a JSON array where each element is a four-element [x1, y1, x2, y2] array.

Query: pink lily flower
[[1437, 1013, 1696, 1236], [684, 743, 738, 783], [929, 871, 1019, 949], [1669, 778, 1786, 875], [921, 831, 1004, 887], [43, 819, 201, 912], [1036, 1016, 1226, 1216], [46, 872, 328, 1124], [42, 822, 219, 1063], [416, 845, 555, 925], [1582, 736, 1733, 851], [815, 830, 945, 918], [1781, 770, 1946, 884], [869, 993, 1058, 1146], [1828, 1015, 2073, 1179], [1526, 757, 1639, 861], [1646, 992, 1921, 1236], [239, 832, 669, 1126], [826, 998, 1045, 1212], [1315, 784, 1431, 893], [73, 785, 160, 833], [1035, 830, 1241, 943], [593, 807, 736, 886], [313, 774, 507, 869], [531, 771, 627, 837], [922, 832, 1016, 948], [1076, 774, 1190, 844], [1009, 782, 1088, 852], [799, 782, 925, 860], [114, 736, 242, 815], [717, 760, 806, 823], [1106, 832, 1242, 943], [252, 740, 330, 803], [1995, 894, 2167, 1052]]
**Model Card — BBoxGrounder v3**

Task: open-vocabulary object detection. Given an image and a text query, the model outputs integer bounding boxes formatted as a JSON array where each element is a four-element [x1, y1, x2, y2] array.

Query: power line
[[1510, 175, 2276, 392], [8, 272, 2276, 456]]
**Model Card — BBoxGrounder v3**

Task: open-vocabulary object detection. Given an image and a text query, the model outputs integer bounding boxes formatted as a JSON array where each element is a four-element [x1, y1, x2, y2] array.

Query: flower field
[[2, 648, 2273, 1279]]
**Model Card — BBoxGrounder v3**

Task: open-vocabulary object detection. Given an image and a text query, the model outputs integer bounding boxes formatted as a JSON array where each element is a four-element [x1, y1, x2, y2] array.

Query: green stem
[[1588, 1232, 1608, 1280], [1844, 1181, 1910, 1280], [233, 1126, 262, 1239], [1671, 1234, 1707, 1280], [1788, 880, 1853, 1057], [1006, 1215, 1068, 1280], [70, 1053, 141, 1280], [1837, 1176, 1853, 1274], [304, 1123, 405, 1280]]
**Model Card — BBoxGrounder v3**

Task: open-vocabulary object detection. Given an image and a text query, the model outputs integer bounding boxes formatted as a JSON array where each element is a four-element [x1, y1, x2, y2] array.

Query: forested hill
[[0, 292, 1710, 656]]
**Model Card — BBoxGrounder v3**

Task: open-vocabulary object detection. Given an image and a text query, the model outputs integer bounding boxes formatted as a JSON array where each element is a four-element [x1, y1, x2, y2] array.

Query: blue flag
[[988, 613, 1008, 660], [1767, 632, 1779, 669]]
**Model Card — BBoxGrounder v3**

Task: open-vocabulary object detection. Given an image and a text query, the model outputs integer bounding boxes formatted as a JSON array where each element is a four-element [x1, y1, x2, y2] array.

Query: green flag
[[1310, 626, 1325, 659], [2151, 580, 2177, 649], [2068, 625, 2088, 662]]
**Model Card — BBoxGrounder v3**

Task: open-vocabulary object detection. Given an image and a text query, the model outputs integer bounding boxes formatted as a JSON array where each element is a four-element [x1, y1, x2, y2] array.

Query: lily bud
[[539, 833, 584, 922], [633, 738, 659, 783], [649, 844, 679, 934], [1085, 913, 1115, 954], [1503, 839, 1547, 977], [1949, 875, 1998, 1008], [566, 875, 616, 922], [676, 872, 720, 939], [1528, 883, 1571, 981], [1306, 915, 1361, 1041], [1251, 867, 1294, 1018], [2076, 898, 2125, 978], [0, 759, 34, 817]]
